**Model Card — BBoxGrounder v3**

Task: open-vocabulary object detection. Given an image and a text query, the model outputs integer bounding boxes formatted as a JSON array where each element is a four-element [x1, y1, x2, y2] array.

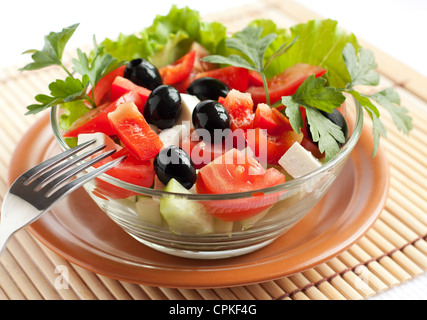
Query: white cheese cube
[[177, 93, 200, 124], [77, 132, 122, 155], [278, 142, 321, 178], [158, 124, 191, 148]]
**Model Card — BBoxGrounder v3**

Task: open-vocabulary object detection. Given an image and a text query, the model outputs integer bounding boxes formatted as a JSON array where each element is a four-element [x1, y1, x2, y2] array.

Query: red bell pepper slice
[[107, 101, 163, 161], [63, 91, 145, 138], [159, 50, 196, 85], [110, 76, 151, 107]]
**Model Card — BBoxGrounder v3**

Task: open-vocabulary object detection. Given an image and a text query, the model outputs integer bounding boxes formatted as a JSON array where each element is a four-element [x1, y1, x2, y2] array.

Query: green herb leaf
[[201, 54, 258, 71], [343, 43, 379, 87], [73, 37, 123, 89], [305, 107, 345, 161], [20, 24, 79, 71], [370, 113, 387, 157], [281, 96, 304, 134], [25, 75, 89, 115], [286, 75, 346, 113], [202, 25, 276, 72], [370, 88, 413, 134], [342, 43, 413, 157], [281, 75, 346, 160], [59, 100, 91, 131], [347, 90, 380, 118], [202, 25, 297, 105]]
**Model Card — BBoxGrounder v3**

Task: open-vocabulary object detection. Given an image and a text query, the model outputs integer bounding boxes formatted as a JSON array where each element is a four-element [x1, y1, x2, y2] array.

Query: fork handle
[[0, 224, 13, 256]]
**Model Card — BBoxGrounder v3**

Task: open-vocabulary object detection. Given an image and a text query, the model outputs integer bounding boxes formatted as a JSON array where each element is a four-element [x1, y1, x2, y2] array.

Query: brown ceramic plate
[[8, 113, 389, 289]]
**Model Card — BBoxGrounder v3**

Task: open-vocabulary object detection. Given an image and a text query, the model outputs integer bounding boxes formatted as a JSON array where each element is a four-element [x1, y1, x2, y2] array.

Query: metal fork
[[0, 139, 126, 256]]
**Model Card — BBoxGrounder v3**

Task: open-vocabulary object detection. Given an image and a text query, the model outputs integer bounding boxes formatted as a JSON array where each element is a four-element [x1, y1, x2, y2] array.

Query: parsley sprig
[[280, 44, 412, 159], [281, 76, 346, 159], [202, 25, 297, 105], [203, 26, 412, 160], [342, 44, 412, 156], [21, 24, 123, 115]]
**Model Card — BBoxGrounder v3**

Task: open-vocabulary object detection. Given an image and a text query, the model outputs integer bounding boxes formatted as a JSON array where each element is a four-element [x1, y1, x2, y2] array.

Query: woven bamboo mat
[[0, 0, 426, 300]]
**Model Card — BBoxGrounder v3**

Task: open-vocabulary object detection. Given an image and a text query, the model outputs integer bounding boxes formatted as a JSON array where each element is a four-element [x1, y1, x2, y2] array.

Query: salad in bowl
[[21, 6, 412, 259]]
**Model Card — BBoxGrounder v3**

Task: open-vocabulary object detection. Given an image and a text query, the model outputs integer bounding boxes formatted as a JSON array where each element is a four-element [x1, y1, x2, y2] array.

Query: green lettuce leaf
[[99, 6, 227, 68], [284, 19, 360, 88], [247, 19, 360, 87]]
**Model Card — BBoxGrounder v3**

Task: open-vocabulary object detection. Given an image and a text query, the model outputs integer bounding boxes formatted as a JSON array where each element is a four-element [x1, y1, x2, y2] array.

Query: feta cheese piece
[[77, 132, 122, 155], [158, 124, 191, 148], [278, 142, 321, 178], [177, 93, 200, 124]]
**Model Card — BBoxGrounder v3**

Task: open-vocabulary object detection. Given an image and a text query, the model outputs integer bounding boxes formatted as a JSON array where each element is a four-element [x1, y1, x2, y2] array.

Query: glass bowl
[[50, 97, 363, 259]]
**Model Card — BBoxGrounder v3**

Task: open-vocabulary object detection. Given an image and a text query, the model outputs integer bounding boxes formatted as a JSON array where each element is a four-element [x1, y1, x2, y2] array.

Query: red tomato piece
[[159, 50, 196, 85], [246, 63, 327, 105], [110, 76, 151, 106], [63, 91, 145, 138], [300, 137, 323, 159], [189, 42, 217, 73], [253, 103, 292, 135], [92, 148, 155, 199], [196, 149, 286, 221], [222, 89, 254, 131], [89, 65, 126, 106], [248, 70, 263, 86], [181, 130, 247, 169], [172, 43, 217, 93], [246, 128, 303, 165], [195, 66, 249, 92], [107, 102, 163, 161]]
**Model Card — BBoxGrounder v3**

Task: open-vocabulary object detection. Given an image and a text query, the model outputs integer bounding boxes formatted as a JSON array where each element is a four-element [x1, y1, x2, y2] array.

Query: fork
[[0, 139, 126, 256]]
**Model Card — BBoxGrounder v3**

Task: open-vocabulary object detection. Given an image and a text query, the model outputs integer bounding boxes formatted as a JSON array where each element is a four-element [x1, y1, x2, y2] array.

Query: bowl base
[[129, 234, 276, 259]]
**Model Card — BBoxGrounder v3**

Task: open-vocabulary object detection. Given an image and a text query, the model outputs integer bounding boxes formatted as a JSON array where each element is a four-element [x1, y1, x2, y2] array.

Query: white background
[[0, 0, 426, 299]]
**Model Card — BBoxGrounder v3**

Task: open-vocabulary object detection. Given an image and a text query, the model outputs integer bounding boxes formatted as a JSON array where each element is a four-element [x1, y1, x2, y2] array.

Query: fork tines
[[9, 139, 125, 210]]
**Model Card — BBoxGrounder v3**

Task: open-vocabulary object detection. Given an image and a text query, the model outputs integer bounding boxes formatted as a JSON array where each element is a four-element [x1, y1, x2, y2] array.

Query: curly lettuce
[[99, 5, 227, 68]]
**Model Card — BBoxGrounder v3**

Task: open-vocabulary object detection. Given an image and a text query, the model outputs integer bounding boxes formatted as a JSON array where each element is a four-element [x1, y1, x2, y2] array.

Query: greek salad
[[21, 6, 412, 230]]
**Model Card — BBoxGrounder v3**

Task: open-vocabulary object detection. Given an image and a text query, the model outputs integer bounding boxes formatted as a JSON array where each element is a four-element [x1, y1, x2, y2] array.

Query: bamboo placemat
[[0, 0, 426, 300]]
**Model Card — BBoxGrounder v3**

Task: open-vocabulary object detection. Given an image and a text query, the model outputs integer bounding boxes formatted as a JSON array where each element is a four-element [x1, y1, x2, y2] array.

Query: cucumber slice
[[135, 196, 163, 227], [214, 218, 233, 236], [240, 208, 271, 230], [160, 179, 213, 235]]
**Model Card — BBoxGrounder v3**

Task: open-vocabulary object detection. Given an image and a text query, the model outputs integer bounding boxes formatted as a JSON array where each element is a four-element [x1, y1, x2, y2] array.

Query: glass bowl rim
[[50, 96, 364, 200]]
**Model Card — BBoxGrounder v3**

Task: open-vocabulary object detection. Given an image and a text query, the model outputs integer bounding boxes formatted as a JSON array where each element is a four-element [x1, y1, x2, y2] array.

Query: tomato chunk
[[196, 149, 286, 221], [92, 147, 155, 199], [253, 103, 292, 135], [195, 66, 249, 92], [246, 63, 327, 105], [246, 127, 303, 165], [159, 50, 196, 85], [107, 102, 163, 161], [248, 70, 264, 86], [181, 129, 246, 169], [89, 65, 126, 106], [222, 89, 254, 131], [64, 91, 145, 138], [110, 76, 151, 106]]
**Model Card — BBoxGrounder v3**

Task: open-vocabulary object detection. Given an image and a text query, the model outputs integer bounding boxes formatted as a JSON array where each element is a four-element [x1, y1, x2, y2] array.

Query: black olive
[[143, 85, 182, 129], [124, 58, 162, 90], [154, 146, 196, 189], [306, 109, 349, 147], [187, 77, 230, 101], [192, 100, 230, 143]]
